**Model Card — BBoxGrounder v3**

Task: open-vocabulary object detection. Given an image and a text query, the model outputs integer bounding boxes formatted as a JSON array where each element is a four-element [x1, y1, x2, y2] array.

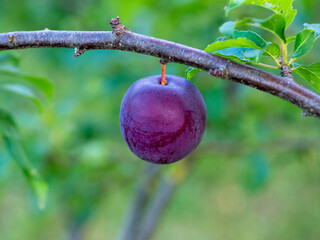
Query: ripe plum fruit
[[120, 74, 206, 164]]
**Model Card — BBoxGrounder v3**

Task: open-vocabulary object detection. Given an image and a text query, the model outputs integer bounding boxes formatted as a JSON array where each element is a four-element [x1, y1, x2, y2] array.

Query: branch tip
[[74, 47, 86, 57], [302, 107, 316, 117], [7, 34, 16, 45], [109, 17, 132, 35], [208, 67, 227, 79]]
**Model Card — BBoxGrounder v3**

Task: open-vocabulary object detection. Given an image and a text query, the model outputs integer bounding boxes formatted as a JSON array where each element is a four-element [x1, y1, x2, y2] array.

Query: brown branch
[[1, 17, 320, 118]]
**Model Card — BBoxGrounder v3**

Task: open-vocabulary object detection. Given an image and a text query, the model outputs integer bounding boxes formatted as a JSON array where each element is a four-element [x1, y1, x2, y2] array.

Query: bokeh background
[[0, 0, 320, 239]]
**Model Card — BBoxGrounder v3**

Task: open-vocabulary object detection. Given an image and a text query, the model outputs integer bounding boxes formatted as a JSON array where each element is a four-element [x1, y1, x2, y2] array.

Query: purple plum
[[120, 74, 207, 164]]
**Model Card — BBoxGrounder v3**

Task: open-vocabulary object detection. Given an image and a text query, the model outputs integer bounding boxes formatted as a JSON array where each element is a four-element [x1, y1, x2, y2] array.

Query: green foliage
[[187, 0, 320, 93], [286, 36, 296, 43], [0, 65, 53, 98], [293, 62, 320, 92], [219, 21, 236, 38], [186, 67, 202, 81], [254, 14, 286, 42], [263, 43, 281, 59], [0, 109, 48, 209], [233, 30, 267, 48], [214, 51, 248, 63], [204, 38, 260, 53], [225, 0, 297, 28], [0, 84, 43, 111], [216, 47, 254, 62], [293, 29, 316, 58], [304, 23, 320, 39], [0, 53, 50, 208], [0, 63, 53, 112], [0, 1, 320, 239], [204, 35, 268, 63]]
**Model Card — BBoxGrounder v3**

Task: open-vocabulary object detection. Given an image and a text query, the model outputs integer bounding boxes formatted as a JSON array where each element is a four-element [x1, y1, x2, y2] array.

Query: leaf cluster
[[187, 0, 320, 92], [0, 53, 53, 209]]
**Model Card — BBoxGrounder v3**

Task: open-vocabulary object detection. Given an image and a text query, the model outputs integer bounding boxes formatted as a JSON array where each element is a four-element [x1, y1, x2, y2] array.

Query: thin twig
[[256, 62, 279, 69]]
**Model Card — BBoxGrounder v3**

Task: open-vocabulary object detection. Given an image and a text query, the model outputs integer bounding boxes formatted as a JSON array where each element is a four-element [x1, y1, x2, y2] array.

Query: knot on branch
[[109, 17, 132, 36], [302, 108, 315, 117], [7, 34, 17, 45], [159, 58, 169, 65], [208, 67, 228, 79], [74, 47, 86, 57], [281, 65, 293, 79]]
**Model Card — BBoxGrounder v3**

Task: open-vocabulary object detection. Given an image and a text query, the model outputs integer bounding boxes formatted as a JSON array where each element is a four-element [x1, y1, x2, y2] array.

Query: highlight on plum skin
[[120, 74, 207, 164]]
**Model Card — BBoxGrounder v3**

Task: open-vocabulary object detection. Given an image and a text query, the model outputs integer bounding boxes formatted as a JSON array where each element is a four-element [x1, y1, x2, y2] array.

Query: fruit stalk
[[160, 62, 167, 85]]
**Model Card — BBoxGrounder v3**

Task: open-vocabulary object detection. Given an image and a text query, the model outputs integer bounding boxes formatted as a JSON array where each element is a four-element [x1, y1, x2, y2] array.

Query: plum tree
[[1, 0, 320, 212]]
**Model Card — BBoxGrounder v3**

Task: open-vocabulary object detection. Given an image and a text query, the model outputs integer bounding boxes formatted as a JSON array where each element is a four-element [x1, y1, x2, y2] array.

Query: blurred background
[[0, 0, 320, 239]]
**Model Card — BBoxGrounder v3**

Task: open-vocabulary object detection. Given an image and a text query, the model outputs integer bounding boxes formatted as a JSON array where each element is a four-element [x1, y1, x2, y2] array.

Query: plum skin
[[120, 74, 207, 164]]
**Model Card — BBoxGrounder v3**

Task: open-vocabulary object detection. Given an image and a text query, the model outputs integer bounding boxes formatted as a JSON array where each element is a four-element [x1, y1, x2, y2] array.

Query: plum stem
[[160, 63, 167, 85]]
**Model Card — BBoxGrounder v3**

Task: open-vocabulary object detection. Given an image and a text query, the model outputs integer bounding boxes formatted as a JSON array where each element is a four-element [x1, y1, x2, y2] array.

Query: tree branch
[[1, 17, 320, 118]]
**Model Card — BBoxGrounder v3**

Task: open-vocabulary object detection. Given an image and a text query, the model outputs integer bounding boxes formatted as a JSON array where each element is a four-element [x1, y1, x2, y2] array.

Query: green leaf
[[0, 84, 43, 111], [0, 66, 53, 98], [186, 68, 202, 80], [219, 21, 236, 37], [263, 42, 280, 59], [226, 15, 286, 42], [243, 49, 264, 62], [219, 13, 286, 42], [293, 62, 320, 92], [214, 48, 251, 62], [204, 38, 260, 53], [293, 29, 316, 58], [26, 173, 49, 210], [187, 37, 258, 78], [286, 36, 296, 43], [0, 109, 48, 209], [214, 52, 247, 63], [187, 51, 249, 77], [226, 0, 297, 28], [228, 15, 286, 43], [304, 23, 320, 39], [253, 14, 286, 42], [211, 31, 268, 63], [290, 62, 300, 69], [234, 30, 267, 48], [206, 34, 266, 63], [215, 47, 266, 63]]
